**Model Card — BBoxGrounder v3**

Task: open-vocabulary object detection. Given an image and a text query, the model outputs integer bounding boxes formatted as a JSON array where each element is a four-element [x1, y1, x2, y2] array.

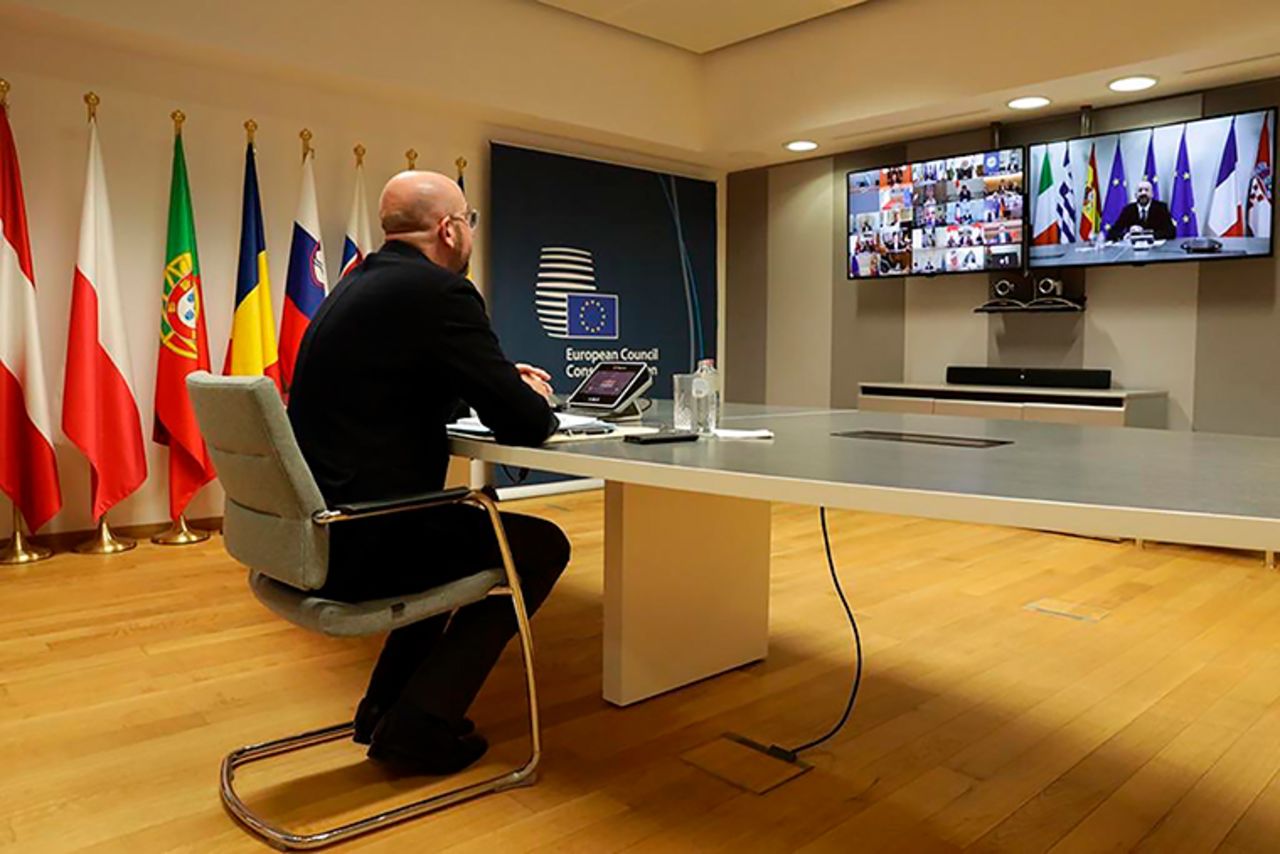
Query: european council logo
[[566, 293, 618, 339], [534, 246, 621, 340]]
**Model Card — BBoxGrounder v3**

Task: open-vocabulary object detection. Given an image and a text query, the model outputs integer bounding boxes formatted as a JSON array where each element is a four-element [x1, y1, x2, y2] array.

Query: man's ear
[[438, 217, 457, 250]]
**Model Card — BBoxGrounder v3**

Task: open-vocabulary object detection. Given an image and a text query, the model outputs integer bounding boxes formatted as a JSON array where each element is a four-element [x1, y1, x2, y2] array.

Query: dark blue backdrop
[[486, 143, 718, 485]]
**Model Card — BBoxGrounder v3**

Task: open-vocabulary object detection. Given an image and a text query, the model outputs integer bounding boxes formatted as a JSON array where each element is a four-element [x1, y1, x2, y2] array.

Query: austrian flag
[[0, 87, 63, 533]]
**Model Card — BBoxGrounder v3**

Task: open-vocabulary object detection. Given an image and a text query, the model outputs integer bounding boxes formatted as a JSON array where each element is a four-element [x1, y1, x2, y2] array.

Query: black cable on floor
[[771, 507, 864, 759]]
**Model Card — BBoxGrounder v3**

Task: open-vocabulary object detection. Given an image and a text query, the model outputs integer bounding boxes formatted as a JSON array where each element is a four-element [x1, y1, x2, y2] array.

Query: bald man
[[288, 170, 569, 775], [1106, 180, 1177, 241]]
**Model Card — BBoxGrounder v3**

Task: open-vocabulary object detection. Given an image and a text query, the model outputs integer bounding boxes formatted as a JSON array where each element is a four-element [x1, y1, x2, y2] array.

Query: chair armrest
[[313, 487, 474, 524]]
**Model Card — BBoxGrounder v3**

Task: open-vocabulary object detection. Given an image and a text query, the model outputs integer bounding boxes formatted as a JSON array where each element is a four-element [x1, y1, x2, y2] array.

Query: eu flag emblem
[[566, 293, 619, 339]]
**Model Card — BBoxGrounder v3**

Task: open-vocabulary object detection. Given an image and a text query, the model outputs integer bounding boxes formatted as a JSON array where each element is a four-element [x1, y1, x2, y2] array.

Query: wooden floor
[[4, 491, 1280, 852]]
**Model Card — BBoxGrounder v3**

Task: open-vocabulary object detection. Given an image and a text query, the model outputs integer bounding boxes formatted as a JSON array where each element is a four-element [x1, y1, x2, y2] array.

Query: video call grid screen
[[1027, 108, 1275, 269], [847, 148, 1025, 279]]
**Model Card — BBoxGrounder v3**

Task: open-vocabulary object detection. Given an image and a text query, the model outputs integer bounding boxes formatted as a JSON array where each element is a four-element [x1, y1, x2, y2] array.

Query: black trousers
[[321, 504, 570, 723]]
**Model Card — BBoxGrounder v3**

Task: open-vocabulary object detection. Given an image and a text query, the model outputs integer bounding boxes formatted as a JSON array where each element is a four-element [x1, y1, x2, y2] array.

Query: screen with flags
[[1028, 108, 1275, 269], [846, 147, 1024, 279]]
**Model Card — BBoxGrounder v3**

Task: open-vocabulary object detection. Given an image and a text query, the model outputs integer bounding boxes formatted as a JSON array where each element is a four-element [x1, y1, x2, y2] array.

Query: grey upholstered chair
[[186, 371, 540, 850]]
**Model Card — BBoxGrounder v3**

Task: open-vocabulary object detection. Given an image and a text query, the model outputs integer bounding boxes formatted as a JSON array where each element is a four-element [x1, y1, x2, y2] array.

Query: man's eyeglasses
[[447, 208, 480, 230]]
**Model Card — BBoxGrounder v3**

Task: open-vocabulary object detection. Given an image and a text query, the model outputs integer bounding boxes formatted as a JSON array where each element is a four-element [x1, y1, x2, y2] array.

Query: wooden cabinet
[[858, 383, 1168, 429]]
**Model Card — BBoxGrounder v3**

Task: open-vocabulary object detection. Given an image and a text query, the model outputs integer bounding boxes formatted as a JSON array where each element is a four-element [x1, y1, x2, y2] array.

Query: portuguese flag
[[153, 130, 216, 520]]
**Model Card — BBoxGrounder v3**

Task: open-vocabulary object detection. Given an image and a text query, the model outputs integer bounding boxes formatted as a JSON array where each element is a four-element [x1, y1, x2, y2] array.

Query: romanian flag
[[223, 137, 281, 391], [154, 128, 216, 520]]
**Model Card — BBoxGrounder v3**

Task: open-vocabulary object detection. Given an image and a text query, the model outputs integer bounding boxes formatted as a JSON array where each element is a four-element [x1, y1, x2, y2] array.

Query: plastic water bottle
[[692, 358, 719, 435]]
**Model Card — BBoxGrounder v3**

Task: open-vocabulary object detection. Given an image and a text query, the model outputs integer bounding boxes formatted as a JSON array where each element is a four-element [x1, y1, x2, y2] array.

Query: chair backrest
[[187, 372, 329, 590]]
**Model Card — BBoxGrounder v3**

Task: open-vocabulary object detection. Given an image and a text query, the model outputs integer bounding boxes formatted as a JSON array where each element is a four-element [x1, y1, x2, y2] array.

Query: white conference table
[[451, 403, 1280, 706]]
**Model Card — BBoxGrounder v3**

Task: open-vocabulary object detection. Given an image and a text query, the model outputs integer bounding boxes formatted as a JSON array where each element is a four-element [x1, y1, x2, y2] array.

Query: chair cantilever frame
[[185, 372, 541, 850], [220, 488, 541, 851]]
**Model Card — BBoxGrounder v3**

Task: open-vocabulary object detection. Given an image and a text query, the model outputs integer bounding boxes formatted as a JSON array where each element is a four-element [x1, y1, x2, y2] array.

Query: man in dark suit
[[1106, 180, 1177, 241], [288, 170, 569, 775]]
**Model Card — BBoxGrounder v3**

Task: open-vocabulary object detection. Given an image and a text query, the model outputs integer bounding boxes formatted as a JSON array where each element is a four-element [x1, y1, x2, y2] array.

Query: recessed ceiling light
[[784, 140, 819, 152], [1109, 75, 1158, 93], [1007, 96, 1051, 110]]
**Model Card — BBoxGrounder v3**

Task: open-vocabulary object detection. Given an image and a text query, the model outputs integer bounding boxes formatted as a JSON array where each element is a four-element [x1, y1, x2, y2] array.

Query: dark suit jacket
[[288, 241, 556, 508], [1107, 200, 1177, 241]]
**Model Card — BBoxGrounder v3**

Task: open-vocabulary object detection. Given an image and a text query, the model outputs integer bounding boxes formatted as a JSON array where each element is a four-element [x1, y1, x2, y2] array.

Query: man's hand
[[516, 363, 554, 400]]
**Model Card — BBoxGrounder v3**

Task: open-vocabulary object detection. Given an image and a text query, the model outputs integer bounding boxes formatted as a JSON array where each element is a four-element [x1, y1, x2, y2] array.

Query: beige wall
[[726, 77, 1280, 436], [702, 0, 1280, 166], [0, 16, 723, 538], [5, 0, 709, 160], [1082, 266, 1199, 430], [764, 159, 834, 407]]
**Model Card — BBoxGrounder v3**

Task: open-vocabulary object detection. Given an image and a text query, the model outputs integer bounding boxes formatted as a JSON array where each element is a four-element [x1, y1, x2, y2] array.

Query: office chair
[[186, 372, 540, 850]]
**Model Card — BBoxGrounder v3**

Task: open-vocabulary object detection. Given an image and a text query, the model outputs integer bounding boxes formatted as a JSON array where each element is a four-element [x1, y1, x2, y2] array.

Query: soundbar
[[946, 366, 1112, 390]]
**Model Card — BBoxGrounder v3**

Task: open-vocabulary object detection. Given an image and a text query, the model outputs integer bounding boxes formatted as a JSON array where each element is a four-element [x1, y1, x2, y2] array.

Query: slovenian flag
[[340, 150, 372, 279], [1032, 147, 1059, 245], [223, 135, 281, 391], [279, 142, 327, 391], [1207, 118, 1245, 238], [1247, 116, 1273, 238], [1170, 129, 1199, 238]]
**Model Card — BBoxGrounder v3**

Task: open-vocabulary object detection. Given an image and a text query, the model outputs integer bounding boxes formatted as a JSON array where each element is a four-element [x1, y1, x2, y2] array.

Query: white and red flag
[[62, 107, 147, 520], [0, 91, 62, 532]]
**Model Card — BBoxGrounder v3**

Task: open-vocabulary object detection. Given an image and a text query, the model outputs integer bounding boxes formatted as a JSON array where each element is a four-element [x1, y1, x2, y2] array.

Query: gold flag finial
[[353, 143, 366, 166], [244, 119, 258, 144], [300, 128, 313, 160], [405, 148, 418, 169], [84, 91, 100, 121], [171, 109, 186, 136], [0, 79, 10, 109], [456, 156, 468, 174]]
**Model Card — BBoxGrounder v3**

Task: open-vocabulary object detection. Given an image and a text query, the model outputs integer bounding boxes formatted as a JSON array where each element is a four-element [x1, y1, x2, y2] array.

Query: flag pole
[[354, 143, 365, 167], [300, 128, 312, 163], [152, 513, 211, 546], [405, 148, 418, 170], [75, 517, 136, 554], [1, 505, 53, 565], [244, 118, 257, 147], [69, 92, 136, 557], [152, 106, 212, 547]]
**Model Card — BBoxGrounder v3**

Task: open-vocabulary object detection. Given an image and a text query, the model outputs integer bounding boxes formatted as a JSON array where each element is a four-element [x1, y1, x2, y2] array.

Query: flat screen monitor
[[1028, 108, 1275, 269], [847, 147, 1025, 279]]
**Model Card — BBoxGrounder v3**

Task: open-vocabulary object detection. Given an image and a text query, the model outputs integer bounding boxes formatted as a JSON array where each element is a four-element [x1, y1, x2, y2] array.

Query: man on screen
[[1106, 180, 1177, 241]]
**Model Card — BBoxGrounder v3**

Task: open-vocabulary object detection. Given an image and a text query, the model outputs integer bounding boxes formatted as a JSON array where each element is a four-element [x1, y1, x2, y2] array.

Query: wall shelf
[[974, 298, 1085, 314]]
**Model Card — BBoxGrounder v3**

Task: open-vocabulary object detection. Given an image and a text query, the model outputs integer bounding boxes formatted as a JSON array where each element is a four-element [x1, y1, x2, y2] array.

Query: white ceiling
[[535, 0, 870, 53]]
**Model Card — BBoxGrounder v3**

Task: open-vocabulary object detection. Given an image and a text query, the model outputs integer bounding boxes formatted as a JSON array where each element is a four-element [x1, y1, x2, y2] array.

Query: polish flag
[[0, 97, 62, 532], [62, 115, 147, 520], [1207, 118, 1245, 238]]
